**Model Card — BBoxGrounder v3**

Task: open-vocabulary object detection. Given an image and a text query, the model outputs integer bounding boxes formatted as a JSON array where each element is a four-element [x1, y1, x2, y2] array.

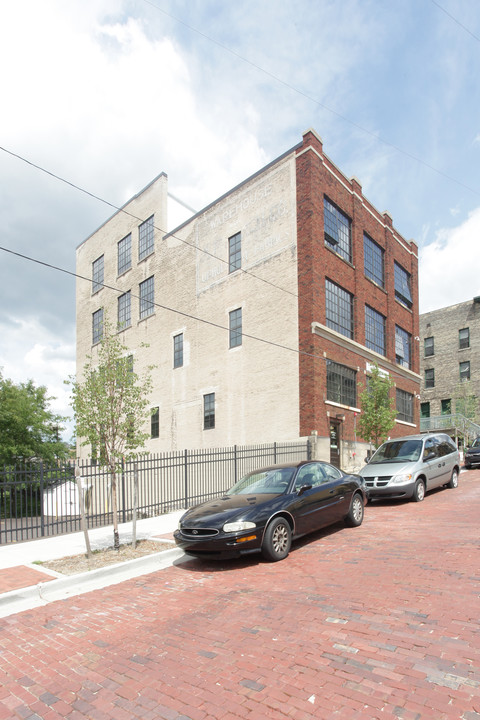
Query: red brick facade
[[296, 130, 420, 447]]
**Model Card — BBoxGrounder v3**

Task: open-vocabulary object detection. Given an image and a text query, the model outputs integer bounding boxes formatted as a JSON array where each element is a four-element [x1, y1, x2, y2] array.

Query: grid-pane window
[[117, 291, 131, 330], [92, 308, 103, 344], [459, 328, 470, 349], [92, 255, 104, 294], [363, 235, 384, 287], [324, 197, 352, 262], [325, 279, 353, 339], [139, 216, 154, 260], [460, 361, 470, 381], [326, 360, 356, 407], [173, 333, 183, 368], [420, 402, 430, 418], [118, 234, 132, 275], [229, 232, 241, 273], [151, 408, 159, 439], [365, 305, 385, 356], [204, 393, 215, 429], [425, 368, 435, 388], [395, 325, 411, 368], [424, 336, 434, 357], [394, 262, 413, 309], [139, 276, 155, 319], [396, 389, 413, 423], [229, 308, 242, 348]]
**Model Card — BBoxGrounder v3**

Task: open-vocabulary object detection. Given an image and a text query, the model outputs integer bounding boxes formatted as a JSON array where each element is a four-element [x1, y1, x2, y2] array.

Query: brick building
[[76, 129, 420, 469], [420, 297, 480, 422]]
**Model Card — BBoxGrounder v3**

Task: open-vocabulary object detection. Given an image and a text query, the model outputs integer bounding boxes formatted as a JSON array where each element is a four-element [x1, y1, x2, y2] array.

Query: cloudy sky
[[1, 0, 480, 439]]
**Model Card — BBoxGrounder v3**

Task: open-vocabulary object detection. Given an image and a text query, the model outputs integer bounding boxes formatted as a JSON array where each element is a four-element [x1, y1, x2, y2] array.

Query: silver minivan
[[359, 433, 460, 502]]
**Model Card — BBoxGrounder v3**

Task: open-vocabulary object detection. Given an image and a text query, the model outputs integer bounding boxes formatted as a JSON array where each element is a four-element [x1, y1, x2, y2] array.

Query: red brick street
[[1, 470, 479, 720]]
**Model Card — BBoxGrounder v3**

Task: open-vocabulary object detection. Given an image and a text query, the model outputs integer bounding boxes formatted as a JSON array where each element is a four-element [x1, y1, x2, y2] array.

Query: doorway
[[329, 420, 341, 467]]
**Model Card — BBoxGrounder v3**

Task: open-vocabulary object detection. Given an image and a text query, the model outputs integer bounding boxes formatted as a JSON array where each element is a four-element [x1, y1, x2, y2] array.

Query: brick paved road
[[1, 471, 480, 720]]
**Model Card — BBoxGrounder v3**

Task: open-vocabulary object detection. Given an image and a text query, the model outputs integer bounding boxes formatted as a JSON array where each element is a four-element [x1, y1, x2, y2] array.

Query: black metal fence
[[0, 440, 310, 544]]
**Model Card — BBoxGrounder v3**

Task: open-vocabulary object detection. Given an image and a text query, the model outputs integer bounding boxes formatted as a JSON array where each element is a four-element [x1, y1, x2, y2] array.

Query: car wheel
[[448, 468, 458, 489], [261, 517, 292, 562], [345, 493, 364, 527], [412, 479, 425, 502], [465, 463, 471, 469]]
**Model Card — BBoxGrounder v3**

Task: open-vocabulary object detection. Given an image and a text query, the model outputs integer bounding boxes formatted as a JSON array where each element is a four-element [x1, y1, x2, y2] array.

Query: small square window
[[204, 393, 215, 429], [459, 328, 470, 349], [151, 408, 159, 439]]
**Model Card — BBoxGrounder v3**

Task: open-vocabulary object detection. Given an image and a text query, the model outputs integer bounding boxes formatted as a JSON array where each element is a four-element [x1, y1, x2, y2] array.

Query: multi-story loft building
[[76, 129, 420, 469], [420, 298, 480, 423]]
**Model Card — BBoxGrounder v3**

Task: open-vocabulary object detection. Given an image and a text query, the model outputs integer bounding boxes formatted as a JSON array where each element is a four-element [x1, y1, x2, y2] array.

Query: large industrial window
[[394, 262, 413, 309], [173, 333, 183, 368], [117, 291, 131, 330], [363, 234, 384, 287], [92, 308, 103, 345], [365, 305, 385, 356], [325, 279, 354, 339], [204, 393, 215, 429], [324, 197, 352, 262], [139, 276, 155, 319], [118, 233, 132, 275], [395, 325, 411, 369], [229, 308, 242, 348], [92, 255, 104, 294], [229, 232, 241, 273], [396, 389, 413, 423], [326, 360, 356, 407], [139, 215, 155, 260]]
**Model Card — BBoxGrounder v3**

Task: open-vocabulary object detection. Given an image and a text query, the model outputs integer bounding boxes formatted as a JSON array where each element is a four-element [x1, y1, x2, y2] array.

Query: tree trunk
[[111, 467, 120, 550]]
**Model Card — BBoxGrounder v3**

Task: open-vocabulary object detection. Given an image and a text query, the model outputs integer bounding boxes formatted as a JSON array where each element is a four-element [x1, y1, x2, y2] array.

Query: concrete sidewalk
[[0, 509, 186, 617]]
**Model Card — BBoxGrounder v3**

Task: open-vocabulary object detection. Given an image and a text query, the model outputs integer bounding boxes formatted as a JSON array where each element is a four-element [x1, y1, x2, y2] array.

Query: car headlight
[[391, 473, 413, 485], [223, 520, 256, 533]]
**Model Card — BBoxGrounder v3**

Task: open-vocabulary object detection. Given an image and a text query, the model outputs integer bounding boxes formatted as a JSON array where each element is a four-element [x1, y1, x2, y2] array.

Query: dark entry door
[[329, 420, 341, 468]]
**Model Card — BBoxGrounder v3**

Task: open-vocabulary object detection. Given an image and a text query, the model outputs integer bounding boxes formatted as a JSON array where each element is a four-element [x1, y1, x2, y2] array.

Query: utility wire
[[141, 0, 480, 198], [0, 145, 298, 299], [430, 0, 480, 43]]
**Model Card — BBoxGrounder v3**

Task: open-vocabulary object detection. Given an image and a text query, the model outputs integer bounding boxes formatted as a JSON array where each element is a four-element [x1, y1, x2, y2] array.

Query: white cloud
[[419, 208, 480, 314]]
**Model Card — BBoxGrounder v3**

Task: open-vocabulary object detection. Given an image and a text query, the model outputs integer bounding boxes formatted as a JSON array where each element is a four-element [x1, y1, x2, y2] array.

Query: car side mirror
[[424, 451, 436, 462], [364, 456, 370, 463], [297, 484, 312, 496]]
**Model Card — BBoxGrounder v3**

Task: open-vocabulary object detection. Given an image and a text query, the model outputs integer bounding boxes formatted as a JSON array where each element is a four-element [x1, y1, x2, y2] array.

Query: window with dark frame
[[394, 262, 413, 309], [420, 402, 430, 418], [395, 325, 411, 368], [139, 276, 155, 319], [228, 232, 241, 273], [460, 361, 470, 381], [365, 305, 386, 356], [425, 368, 435, 388], [424, 336, 434, 357], [326, 360, 356, 407], [396, 388, 413, 423], [324, 197, 352, 262], [441, 399, 451, 415], [173, 333, 183, 368], [92, 255, 104, 294], [117, 291, 131, 330], [459, 328, 470, 349], [138, 215, 154, 260], [203, 393, 215, 429], [151, 407, 159, 439], [363, 234, 384, 287], [325, 279, 354, 339], [118, 233, 132, 275], [92, 308, 103, 344], [229, 308, 242, 348]]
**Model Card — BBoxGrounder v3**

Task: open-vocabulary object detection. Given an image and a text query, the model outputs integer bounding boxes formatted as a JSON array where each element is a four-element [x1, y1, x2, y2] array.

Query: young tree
[[67, 323, 154, 549], [358, 363, 397, 450], [454, 380, 478, 421], [0, 370, 68, 465]]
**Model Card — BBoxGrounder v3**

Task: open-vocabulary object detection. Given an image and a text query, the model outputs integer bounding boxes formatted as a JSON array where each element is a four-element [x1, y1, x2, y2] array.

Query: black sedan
[[174, 460, 367, 562], [464, 437, 480, 468]]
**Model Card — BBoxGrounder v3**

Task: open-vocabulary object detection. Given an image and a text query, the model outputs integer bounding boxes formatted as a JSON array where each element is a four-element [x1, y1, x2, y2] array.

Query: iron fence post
[[121, 457, 126, 524], [40, 462, 45, 537], [184, 449, 188, 507]]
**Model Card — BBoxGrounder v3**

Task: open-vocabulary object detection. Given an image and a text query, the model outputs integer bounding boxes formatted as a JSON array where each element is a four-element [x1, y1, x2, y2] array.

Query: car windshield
[[368, 439, 422, 464], [471, 438, 480, 448], [226, 468, 295, 495]]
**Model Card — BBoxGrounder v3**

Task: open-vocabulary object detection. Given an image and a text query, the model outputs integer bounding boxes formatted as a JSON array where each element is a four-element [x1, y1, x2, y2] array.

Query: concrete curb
[[0, 547, 185, 618]]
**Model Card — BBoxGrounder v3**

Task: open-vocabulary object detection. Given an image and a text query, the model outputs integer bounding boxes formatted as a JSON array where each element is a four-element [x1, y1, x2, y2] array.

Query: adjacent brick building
[[76, 129, 420, 469]]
